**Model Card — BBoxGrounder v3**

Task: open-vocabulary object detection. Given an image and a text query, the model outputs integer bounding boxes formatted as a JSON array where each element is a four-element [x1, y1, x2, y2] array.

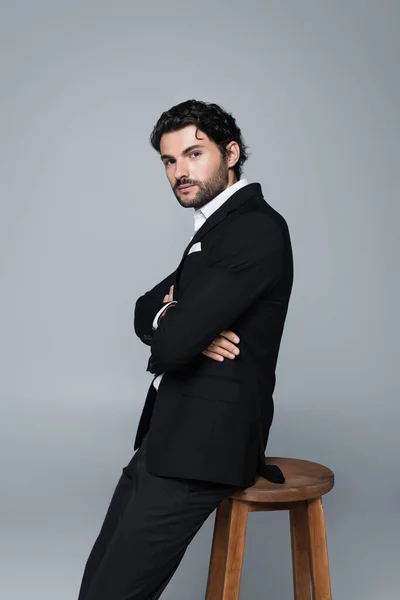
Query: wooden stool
[[205, 457, 334, 600]]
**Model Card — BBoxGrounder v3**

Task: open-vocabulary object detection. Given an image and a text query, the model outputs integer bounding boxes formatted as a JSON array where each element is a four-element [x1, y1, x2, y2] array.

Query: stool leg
[[205, 498, 232, 600], [205, 498, 249, 600], [290, 502, 311, 600], [307, 497, 332, 600], [221, 499, 249, 600]]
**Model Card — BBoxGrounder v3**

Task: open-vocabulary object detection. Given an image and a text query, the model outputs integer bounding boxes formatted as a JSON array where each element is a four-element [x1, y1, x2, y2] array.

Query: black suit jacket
[[133, 182, 293, 488]]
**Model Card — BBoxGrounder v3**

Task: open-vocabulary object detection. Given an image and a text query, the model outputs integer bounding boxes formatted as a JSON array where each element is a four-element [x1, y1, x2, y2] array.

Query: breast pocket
[[182, 376, 241, 404]]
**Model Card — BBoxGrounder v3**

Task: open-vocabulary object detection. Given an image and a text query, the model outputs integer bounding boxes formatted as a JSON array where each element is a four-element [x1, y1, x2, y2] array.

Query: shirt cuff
[[152, 301, 177, 330]]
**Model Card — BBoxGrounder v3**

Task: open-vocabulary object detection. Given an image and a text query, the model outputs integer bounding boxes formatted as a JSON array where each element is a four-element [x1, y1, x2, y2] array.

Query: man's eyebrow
[[160, 144, 205, 161]]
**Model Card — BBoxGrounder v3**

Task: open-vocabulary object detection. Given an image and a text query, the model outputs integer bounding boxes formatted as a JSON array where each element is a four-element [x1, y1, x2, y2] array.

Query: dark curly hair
[[150, 99, 249, 180]]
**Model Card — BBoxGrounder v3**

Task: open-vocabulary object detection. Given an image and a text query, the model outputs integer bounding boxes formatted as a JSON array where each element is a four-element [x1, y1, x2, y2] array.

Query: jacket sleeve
[[147, 222, 284, 373], [133, 270, 177, 346]]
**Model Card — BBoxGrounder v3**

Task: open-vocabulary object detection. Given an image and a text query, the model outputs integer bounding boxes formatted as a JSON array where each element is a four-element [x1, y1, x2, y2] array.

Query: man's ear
[[226, 141, 240, 169]]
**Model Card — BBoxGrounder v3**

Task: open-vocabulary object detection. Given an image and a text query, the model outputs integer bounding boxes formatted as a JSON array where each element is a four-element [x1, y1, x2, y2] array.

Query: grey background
[[0, 1, 398, 598]]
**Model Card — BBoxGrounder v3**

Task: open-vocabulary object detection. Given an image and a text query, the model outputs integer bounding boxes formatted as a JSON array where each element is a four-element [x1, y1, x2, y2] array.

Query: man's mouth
[[178, 184, 197, 190]]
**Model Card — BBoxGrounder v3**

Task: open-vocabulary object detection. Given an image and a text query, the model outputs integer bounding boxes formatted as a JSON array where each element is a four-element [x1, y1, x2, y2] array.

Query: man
[[77, 99, 293, 600]]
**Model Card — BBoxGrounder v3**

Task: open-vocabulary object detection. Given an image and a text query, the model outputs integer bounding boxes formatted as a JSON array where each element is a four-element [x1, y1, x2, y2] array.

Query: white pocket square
[[188, 242, 202, 255]]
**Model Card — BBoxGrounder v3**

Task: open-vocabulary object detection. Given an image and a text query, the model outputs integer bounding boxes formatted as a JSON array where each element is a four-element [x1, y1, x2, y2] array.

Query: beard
[[173, 156, 230, 209]]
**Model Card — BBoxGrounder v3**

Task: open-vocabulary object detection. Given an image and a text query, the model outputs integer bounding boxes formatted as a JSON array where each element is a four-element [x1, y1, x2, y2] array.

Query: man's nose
[[174, 159, 189, 181]]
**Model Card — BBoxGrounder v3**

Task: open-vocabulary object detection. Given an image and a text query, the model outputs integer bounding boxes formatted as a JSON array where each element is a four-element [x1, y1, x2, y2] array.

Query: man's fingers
[[211, 336, 240, 355], [163, 285, 174, 304], [220, 330, 240, 344], [201, 330, 240, 362], [202, 350, 224, 362], [202, 329, 241, 361], [208, 342, 238, 360], [163, 285, 175, 304]]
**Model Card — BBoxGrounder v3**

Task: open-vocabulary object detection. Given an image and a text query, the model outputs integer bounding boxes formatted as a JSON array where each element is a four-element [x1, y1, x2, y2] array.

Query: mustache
[[175, 181, 199, 189]]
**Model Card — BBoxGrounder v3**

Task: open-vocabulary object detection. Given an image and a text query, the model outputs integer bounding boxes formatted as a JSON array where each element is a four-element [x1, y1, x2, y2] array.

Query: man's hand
[[163, 285, 174, 304], [159, 285, 175, 321], [202, 330, 240, 362], [159, 286, 240, 362]]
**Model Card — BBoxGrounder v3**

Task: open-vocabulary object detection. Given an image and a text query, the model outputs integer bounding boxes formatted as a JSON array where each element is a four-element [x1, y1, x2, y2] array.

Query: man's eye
[[190, 152, 201, 158]]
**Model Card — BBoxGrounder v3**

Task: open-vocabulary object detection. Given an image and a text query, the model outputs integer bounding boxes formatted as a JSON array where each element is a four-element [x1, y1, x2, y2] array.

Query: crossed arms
[[134, 221, 284, 375]]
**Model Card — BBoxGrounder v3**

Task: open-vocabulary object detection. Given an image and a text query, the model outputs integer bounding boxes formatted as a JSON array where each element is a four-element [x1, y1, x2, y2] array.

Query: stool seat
[[230, 457, 334, 503]]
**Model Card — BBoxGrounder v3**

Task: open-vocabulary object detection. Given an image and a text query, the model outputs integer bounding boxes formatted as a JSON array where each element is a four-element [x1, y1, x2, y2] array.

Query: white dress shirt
[[151, 177, 249, 390]]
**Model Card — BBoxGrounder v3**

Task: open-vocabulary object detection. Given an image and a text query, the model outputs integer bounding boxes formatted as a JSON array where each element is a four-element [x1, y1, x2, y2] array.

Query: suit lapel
[[175, 182, 263, 285]]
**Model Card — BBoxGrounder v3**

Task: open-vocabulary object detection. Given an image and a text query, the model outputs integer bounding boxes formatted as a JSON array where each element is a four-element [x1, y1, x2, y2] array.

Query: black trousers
[[77, 432, 242, 600]]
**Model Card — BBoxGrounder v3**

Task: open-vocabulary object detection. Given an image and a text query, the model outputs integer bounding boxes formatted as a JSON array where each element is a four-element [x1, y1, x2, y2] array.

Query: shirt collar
[[193, 177, 249, 232]]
